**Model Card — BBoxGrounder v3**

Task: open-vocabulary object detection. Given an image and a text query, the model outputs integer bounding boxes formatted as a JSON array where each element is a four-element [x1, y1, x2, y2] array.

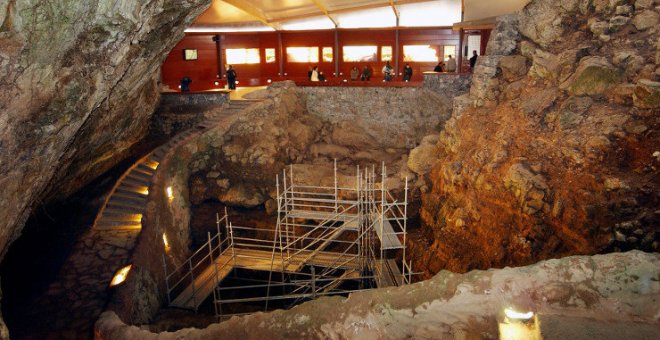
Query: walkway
[[18, 97, 260, 338]]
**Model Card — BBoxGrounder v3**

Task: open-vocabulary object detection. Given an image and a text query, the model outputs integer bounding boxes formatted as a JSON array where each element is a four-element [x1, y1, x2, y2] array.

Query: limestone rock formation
[[187, 83, 453, 209], [0, 0, 211, 261], [95, 251, 660, 339], [416, 0, 659, 276]]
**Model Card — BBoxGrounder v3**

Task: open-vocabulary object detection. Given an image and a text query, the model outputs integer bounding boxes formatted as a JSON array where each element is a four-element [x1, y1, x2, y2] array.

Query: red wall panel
[[161, 27, 464, 90]]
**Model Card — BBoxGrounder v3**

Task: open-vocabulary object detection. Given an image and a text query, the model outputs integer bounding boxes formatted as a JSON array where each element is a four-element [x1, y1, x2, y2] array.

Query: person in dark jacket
[[433, 62, 444, 72], [403, 63, 413, 81], [180, 76, 192, 92], [318, 71, 326, 81], [226, 65, 237, 90], [469, 50, 478, 71], [361, 65, 372, 81]]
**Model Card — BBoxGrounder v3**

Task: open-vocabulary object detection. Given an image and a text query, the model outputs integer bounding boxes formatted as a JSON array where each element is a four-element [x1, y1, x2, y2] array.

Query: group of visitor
[[307, 66, 327, 81], [179, 50, 481, 91], [433, 51, 479, 73]]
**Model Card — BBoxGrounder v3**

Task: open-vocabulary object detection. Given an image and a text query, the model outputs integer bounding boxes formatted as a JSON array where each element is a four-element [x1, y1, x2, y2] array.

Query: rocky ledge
[[95, 251, 659, 339]]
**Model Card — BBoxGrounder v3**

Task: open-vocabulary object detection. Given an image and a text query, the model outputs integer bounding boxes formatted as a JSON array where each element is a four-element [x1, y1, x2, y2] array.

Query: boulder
[[519, 0, 578, 47], [499, 55, 528, 81], [218, 184, 265, 208], [529, 49, 561, 80], [633, 79, 660, 108], [632, 10, 659, 30], [588, 19, 610, 36], [560, 56, 622, 96], [485, 13, 520, 56], [407, 135, 439, 175], [609, 15, 631, 31], [504, 163, 550, 215], [521, 88, 560, 115], [634, 0, 655, 10]]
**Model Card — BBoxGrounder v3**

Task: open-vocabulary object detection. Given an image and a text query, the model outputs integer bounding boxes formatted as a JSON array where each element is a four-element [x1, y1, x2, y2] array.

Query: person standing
[[469, 50, 478, 71], [226, 65, 237, 90], [310, 66, 319, 81], [382, 61, 393, 81], [350, 66, 360, 81], [403, 63, 413, 81], [446, 55, 456, 72], [307, 66, 313, 80]]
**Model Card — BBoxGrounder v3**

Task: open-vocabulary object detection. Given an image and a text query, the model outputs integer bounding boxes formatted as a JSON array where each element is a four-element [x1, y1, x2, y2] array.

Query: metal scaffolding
[[162, 161, 414, 317]]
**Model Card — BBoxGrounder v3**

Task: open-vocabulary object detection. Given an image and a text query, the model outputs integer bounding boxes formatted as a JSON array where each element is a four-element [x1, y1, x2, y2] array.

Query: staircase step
[[135, 164, 156, 175], [105, 202, 143, 213], [122, 177, 150, 187], [143, 159, 159, 170], [115, 185, 149, 196], [101, 211, 142, 221], [127, 171, 151, 182], [95, 221, 142, 230], [109, 193, 146, 205]]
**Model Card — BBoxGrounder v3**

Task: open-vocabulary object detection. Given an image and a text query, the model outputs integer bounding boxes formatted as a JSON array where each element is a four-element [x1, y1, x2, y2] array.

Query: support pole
[[458, 28, 465, 73], [213, 34, 223, 79], [277, 32, 284, 77], [334, 30, 340, 78]]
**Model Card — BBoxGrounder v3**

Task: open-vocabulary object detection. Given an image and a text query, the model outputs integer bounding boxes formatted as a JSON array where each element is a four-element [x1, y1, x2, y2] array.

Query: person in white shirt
[[446, 55, 456, 72], [310, 66, 319, 81]]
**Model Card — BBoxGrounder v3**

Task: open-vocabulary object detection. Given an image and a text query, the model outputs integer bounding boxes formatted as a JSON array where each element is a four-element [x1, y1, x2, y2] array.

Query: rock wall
[[422, 73, 472, 97], [300, 86, 453, 149], [0, 0, 211, 262], [415, 0, 659, 276], [151, 91, 230, 137], [95, 251, 660, 339]]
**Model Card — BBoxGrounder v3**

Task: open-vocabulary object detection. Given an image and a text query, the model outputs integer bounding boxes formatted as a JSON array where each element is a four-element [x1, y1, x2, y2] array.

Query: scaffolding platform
[[162, 161, 415, 316]]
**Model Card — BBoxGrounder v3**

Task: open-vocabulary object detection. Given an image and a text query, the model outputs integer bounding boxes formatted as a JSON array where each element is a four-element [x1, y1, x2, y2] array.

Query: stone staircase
[[93, 99, 259, 232]]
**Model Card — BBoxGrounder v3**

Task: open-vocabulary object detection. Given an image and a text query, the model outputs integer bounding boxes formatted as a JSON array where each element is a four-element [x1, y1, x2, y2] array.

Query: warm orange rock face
[[414, 0, 659, 277]]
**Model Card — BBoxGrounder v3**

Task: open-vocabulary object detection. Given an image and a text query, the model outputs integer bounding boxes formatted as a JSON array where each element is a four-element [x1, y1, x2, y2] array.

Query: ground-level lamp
[[498, 307, 540, 340], [163, 233, 170, 252], [109, 264, 132, 288]]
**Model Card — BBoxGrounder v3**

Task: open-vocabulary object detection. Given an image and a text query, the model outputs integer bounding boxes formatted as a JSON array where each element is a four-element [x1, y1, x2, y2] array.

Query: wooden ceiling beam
[[268, 0, 429, 23], [311, 0, 339, 27], [221, 0, 279, 29], [389, 0, 400, 23]]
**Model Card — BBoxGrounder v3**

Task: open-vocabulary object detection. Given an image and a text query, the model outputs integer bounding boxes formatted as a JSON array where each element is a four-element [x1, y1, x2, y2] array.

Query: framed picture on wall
[[183, 49, 198, 61]]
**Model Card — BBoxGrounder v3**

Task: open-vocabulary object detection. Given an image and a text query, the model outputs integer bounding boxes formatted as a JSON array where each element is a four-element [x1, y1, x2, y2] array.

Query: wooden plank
[[170, 254, 234, 310], [373, 217, 403, 249], [288, 209, 358, 222]]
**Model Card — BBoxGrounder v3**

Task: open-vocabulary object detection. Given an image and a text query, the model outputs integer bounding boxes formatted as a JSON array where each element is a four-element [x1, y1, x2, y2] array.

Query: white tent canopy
[[187, 0, 463, 32]]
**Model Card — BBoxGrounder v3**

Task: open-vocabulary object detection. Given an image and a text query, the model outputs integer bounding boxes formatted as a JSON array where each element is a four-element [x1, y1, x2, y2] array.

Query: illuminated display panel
[[342, 46, 377, 62], [265, 48, 276, 63], [443, 45, 457, 60], [183, 49, 198, 60], [322, 47, 333, 62], [286, 47, 319, 63], [225, 48, 260, 64], [403, 45, 438, 62], [381, 46, 392, 61]]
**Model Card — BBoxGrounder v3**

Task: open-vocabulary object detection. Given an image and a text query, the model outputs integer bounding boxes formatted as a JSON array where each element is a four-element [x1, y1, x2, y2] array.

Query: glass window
[[286, 47, 319, 63], [265, 48, 276, 63], [467, 35, 481, 56], [443, 45, 457, 61], [381, 46, 392, 61], [183, 49, 198, 60], [342, 46, 377, 62], [225, 48, 260, 64], [403, 45, 438, 62], [322, 47, 333, 62]]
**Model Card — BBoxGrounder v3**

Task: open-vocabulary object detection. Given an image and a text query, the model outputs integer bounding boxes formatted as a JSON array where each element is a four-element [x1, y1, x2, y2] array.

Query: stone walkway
[[15, 99, 260, 339]]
